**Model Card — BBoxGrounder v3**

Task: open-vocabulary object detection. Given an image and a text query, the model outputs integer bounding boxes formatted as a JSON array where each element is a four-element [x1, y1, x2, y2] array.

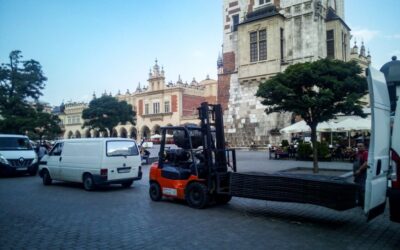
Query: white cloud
[[351, 28, 379, 43]]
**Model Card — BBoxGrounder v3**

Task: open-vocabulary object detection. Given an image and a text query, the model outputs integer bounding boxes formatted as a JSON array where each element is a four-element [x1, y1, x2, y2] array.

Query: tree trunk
[[310, 126, 319, 173]]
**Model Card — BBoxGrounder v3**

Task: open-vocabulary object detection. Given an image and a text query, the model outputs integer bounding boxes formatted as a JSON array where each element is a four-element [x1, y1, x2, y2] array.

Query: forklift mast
[[197, 102, 228, 174]]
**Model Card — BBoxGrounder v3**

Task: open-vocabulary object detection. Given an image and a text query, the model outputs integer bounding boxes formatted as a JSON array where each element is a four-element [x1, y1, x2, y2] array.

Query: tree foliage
[[29, 104, 62, 142], [82, 95, 136, 136], [0, 50, 61, 138], [256, 59, 368, 172]]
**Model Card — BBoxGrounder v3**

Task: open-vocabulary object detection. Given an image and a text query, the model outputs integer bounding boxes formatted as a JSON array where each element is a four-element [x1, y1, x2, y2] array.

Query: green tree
[[82, 95, 136, 136], [0, 50, 49, 134], [256, 59, 367, 173], [30, 104, 62, 142]]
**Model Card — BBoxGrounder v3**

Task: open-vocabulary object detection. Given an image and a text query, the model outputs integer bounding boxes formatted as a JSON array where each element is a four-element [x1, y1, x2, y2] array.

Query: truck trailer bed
[[229, 172, 360, 211]]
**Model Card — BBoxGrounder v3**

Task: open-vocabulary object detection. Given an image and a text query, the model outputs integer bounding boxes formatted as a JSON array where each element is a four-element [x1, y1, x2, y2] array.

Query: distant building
[[219, 0, 371, 147], [59, 60, 217, 141]]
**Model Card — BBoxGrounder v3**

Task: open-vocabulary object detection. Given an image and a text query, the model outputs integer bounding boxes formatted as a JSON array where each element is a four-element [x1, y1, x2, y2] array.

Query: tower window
[[232, 14, 239, 32], [326, 30, 335, 59], [259, 30, 267, 60], [280, 28, 285, 61], [259, 0, 271, 5], [250, 29, 267, 62]]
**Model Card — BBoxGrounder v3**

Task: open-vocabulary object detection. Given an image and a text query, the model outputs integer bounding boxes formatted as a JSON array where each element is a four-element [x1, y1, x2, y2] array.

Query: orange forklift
[[149, 102, 236, 208], [149, 102, 359, 210]]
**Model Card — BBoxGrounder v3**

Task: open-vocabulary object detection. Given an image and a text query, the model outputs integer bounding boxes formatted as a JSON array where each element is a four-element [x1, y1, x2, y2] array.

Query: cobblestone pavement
[[1, 151, 399, 249]]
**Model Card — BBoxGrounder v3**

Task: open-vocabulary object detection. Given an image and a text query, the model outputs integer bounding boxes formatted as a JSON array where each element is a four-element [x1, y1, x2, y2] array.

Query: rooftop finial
[[360, 41, 366, 57]]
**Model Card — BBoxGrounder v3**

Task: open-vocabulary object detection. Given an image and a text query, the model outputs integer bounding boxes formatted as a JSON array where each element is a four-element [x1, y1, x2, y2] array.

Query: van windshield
[[106, 141, 139, 157], [0, 137, 33, 151]]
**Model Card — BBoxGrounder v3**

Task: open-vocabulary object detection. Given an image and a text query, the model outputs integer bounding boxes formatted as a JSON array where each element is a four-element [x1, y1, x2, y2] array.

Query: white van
[[0, 134, 39, 176], [38, 138, 142, 190]]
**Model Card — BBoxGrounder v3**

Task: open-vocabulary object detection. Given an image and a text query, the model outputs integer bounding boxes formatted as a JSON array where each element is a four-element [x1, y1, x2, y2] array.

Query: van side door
[[364, 67, 391, 221], [46, 142, 64, 180]]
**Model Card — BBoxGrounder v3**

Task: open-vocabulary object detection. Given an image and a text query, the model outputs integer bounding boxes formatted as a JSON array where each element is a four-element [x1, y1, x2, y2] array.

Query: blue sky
[[0, 0, 399, 106]]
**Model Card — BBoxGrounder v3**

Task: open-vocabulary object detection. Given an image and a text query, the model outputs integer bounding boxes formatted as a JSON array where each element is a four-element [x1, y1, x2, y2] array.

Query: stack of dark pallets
[[229, 172, 359, 211]]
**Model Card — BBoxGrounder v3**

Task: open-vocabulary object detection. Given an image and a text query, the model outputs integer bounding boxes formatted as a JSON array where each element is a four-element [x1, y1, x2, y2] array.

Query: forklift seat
[[161, 165, 192, 180]]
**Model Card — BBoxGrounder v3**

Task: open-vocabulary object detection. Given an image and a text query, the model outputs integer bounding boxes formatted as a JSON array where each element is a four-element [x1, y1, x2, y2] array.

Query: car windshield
[[0, 137, 33, 150], [106, 141, 139, 157]]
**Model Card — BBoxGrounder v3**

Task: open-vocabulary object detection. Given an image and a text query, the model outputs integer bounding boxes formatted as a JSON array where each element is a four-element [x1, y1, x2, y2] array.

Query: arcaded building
[[61, 60, 217, 141]]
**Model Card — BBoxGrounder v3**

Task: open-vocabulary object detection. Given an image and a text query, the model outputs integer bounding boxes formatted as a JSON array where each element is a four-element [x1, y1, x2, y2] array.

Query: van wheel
[[42, 169, 52, 185], [83, 174, 96, 191], [121, 180, 133, 188], [185, 182, 209, 209], [149, 182, 162, 201]]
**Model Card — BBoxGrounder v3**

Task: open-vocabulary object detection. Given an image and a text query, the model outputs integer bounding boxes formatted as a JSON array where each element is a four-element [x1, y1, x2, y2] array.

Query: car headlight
[[0, 154, 9, 165]]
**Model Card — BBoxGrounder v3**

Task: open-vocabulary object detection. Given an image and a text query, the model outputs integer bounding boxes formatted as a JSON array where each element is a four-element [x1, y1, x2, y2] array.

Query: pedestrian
[[353, 142, 369, 206], [37, 143, 48, 160]]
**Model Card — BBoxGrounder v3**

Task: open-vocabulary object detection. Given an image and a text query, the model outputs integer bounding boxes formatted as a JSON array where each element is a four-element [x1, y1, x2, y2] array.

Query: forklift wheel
[[185, 182, 209, 209], [149, 182, 162, 201]]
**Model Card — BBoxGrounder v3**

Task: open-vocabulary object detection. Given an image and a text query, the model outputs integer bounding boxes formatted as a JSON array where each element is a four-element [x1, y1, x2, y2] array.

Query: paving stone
[[0, 151, 399, 249]]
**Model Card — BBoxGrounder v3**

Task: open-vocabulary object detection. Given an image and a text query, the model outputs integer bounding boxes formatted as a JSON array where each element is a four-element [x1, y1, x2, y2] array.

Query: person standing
[[37, 143, 48, 161], [354, 142, 369, 206]]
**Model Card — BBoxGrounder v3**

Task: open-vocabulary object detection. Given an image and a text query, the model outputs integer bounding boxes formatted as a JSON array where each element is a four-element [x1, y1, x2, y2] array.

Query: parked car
[[38, 138, 142, 190], [0, 134, 39, 176]]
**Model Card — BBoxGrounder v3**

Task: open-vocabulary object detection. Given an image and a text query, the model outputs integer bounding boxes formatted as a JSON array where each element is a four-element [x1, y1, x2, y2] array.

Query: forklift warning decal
[[162, 188, 177, 196]]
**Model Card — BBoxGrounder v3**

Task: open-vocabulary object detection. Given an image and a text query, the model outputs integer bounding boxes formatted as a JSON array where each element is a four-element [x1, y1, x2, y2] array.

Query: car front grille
[[8, 159, 33, 167]]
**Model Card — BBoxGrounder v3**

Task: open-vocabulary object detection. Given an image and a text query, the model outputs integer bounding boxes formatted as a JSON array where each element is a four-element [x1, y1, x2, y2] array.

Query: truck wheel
[[149, 182, 162, 201], [83, 174, 96, 191], [42, 169, 52, 185], [185, 182, 209, 209], [121, 180, 133, 188], [216, 194, 232, 205]]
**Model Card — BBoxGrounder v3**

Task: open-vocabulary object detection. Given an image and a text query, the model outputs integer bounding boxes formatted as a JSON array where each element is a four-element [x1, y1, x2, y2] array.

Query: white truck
[[365, 65, 399, 222]]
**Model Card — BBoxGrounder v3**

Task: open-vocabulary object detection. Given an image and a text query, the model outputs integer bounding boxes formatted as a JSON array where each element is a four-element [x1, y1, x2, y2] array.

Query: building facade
[[218, 0, 370, 147], [60, 60, 217, 142]]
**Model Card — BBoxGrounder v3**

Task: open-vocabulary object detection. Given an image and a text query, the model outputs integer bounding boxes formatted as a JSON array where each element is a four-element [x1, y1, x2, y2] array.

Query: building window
[[153, 102, 160, 114], [259, 0, 271, 5], [250, 29, 267, 62], [327, 30, 335, 59], [280, 28, 285, 61], [232, 14, 239, 32], [145, 104, 149, 115], [259, 29, 267, 60], [342, 32, 347, 61], [250, 31, 258, 62], [164, 101, 170, 113]]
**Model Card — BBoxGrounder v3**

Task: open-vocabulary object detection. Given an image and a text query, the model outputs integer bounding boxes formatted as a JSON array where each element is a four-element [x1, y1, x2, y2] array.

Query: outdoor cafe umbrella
[[335, 117, 371, 131], [279, 120, 337, 134], [280, 120, 339, 145], [335, 117, 371, 146]]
